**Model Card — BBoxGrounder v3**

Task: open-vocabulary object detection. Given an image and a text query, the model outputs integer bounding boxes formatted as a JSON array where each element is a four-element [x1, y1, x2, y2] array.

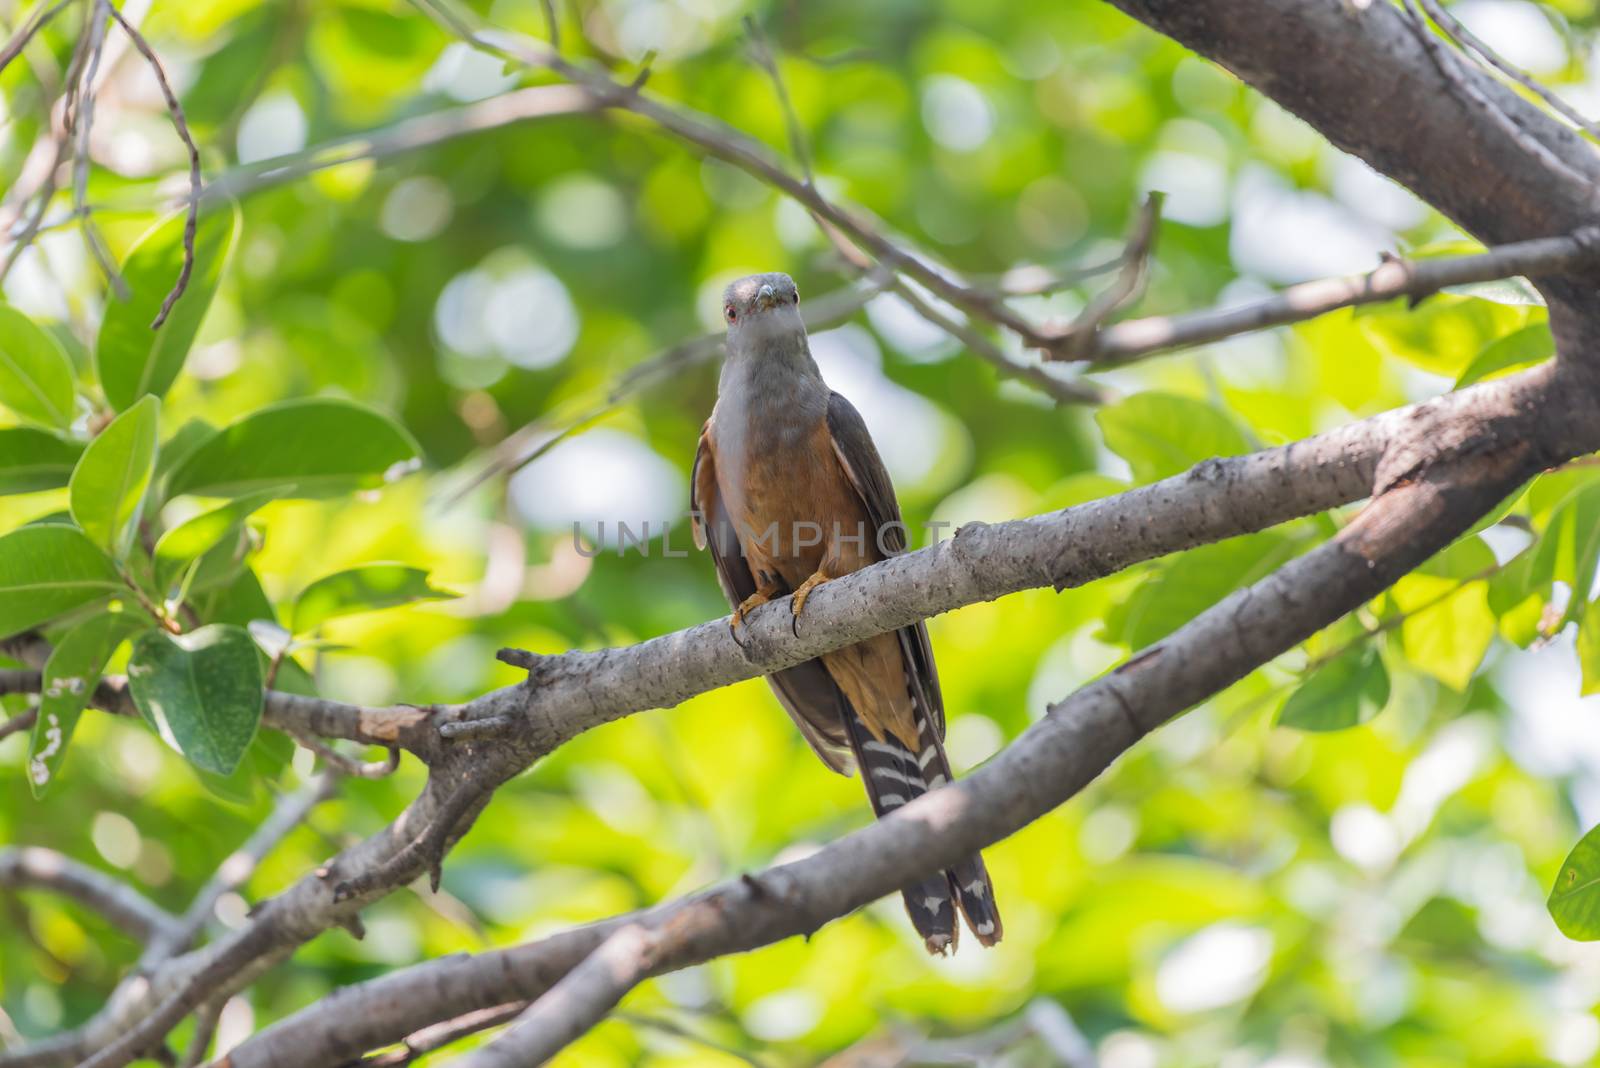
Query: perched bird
[[690, 272, 1002, 954]]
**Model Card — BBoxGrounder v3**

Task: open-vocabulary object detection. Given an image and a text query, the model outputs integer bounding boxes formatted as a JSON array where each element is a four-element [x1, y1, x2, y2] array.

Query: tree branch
[[1067, 227, 1600, 365], [0, 846, 181, 946], [218, 356, 1590, 1068]]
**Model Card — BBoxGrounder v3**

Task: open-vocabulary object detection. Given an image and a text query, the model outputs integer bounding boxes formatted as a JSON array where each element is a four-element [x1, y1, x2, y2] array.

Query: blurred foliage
[[4, 0, 1600, 1066]]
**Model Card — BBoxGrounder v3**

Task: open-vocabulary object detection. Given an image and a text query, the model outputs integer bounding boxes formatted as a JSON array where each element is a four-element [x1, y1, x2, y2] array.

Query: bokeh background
[[5, 0, 1600, 1064]]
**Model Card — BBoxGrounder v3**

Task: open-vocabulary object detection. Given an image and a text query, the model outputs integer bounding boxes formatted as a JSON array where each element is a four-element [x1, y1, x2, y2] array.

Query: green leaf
[[1394, 573, 1497, 691], [1278, 646, 1389, 731], [96, 202, 240, 411], [1550, 823, 1600, 940], [0, 303, 76, 428], [127, 623, 264, 776], [153, 488, 281, 590], [1454, 323, 1554, 389], [0, 525, 123, 638], [28, 612, 143, 798], [1110, 532, 1293, 650], [0, 427, 83, 495], [166, 398, 421, 499], [69, 395, 160, 559], [1579, 599, 1600, 697], [291, 564, 453, 633], [1095, 393, 1253, 483]]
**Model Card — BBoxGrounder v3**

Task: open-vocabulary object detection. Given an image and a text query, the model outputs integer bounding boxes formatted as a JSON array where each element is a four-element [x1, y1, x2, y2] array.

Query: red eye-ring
[[724, 305, 737, 322]]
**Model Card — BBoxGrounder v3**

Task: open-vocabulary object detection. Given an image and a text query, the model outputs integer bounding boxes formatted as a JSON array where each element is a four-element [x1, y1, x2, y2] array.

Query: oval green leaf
[[1095, 392, 1253, 484], [0, 304, 76, 428], [1550, 823, 1600, 940], [165, 398, 421, 499], [291, 564, 453, 633], [0, 427, 84, 495], [96, 201, 240, 411], [127, 623, 264, 776], [153, 487, 282, 590], [29, 611, 145, 798], [1278, 646, 1389, 732], [69, 395, 160, 559], [0, 524, 123, 638]]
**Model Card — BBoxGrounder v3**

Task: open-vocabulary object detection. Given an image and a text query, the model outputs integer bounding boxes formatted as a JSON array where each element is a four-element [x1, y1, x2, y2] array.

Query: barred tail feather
[[841, 705, 1002, 953]]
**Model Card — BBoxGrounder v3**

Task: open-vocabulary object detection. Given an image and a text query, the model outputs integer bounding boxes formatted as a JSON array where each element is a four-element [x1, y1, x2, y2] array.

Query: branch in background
[[0, 0, 74, 76], [1399, 0, 1597, 195], [141, 774, 339, 966], [889, 277, 1108, 405], [104, 0, 200, 328], [71, 0, 128, 299], [1047, 191, 1163, 359], [1415, 0, 1600, 140], [1064, 227, 1600, 365], [739, 15, 1104, 406], [357, 1004, 526, 1067], [447, 925, 657, 1068], [0, 707, 37, 743], [408, 0, 1063, 351], [0, 847, 182, 947], [200, 85, 599, 203], [0, 3, 93, 288]]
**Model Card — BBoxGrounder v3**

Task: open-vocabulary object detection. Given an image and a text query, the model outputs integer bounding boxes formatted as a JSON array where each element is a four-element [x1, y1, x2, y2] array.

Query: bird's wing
[[824, 392, 946, 739], [692, 424, 854, 773]]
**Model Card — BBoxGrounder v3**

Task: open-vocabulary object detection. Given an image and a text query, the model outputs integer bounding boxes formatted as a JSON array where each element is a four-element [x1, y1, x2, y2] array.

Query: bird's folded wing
[[692, 425, 853, 772], [824, 393, 945, 739]]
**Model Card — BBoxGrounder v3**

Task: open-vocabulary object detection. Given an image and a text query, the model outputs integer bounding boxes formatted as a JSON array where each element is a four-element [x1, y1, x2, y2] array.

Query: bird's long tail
[[841, 704, 1003, 954]]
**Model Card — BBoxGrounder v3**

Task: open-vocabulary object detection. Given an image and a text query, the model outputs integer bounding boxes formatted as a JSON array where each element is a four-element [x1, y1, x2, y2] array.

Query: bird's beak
[[756, 284, 777, 310]]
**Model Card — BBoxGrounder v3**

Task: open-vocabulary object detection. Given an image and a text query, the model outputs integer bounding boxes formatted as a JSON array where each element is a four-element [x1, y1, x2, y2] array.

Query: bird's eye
[[724, 305, 736, 322]]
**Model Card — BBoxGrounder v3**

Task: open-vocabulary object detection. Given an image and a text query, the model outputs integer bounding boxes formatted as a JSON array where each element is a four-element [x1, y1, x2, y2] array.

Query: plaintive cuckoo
[[691, 272, 1002, 954]]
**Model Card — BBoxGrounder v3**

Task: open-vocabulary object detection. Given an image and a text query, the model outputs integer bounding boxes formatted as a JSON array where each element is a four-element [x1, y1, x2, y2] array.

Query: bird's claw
[[789, 572, 828, 637]]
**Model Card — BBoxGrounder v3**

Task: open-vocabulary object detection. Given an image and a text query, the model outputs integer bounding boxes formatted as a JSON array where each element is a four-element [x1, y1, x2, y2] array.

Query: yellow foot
[[789, 571, 831, 636], [729, 573, 783, 648]]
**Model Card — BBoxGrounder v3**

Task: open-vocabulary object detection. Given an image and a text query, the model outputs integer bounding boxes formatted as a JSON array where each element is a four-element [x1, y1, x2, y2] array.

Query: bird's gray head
[[722, 272, 804, 356]]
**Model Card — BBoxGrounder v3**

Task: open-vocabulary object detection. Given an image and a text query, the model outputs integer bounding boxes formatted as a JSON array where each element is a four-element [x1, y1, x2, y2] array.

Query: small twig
[[289, 728, 400, 779], [538, 0, 558, 51], [0, 2, 92, 288], [333, 780, 487, 902], [1401, 0, 1594, 194], [1417, 0, 1600, 140], [355, 1004, 525, 1067], [141, 774, 339, 966], [104, 0, 199, 328], [1046, 191, 1163, 359], [177, 1000, 223, 1068], [0, 0, 75, 77], [0, 707, 38, 743], [743, 15, 812, 185], [1080, 226, 1600, 365], [446, 925, 657, 1068], [614, 1013, 769, 1068], [891, 278, 1108, 405], [72, 0, 128, 299]]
